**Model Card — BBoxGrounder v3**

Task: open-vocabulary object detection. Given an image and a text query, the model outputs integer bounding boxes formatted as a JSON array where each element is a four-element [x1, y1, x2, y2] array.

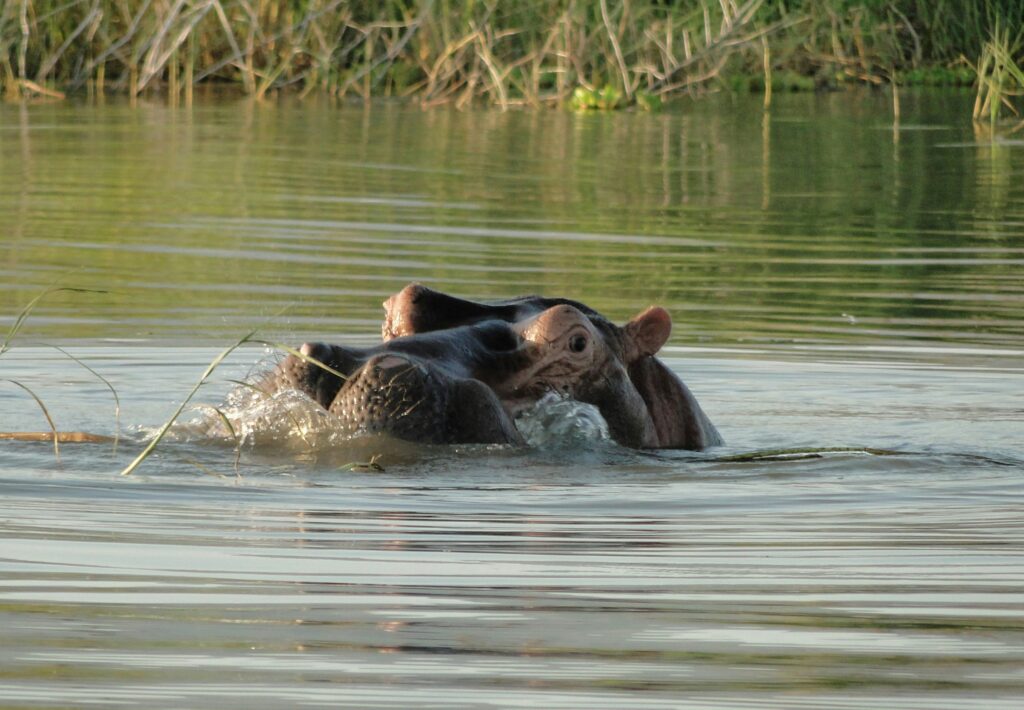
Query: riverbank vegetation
[[2, 1, 1022, 117]]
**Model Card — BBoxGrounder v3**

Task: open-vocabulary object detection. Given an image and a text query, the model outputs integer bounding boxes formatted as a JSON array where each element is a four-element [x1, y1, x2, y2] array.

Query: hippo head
[[481, 303, 664, 448], [267, 302, 668, 448], [382, 284, 722, 450]]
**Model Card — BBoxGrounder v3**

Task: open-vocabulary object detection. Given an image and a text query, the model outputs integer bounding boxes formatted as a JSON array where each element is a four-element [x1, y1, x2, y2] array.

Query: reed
[[971, 20, 1024, 128], [0, 0, 969, 105], [2, 3, 1022, 105]]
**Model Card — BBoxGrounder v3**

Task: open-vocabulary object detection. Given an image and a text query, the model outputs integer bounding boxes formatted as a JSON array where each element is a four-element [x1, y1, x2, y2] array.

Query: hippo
[[381, 284, 722, 449], [266, 286, 721, 450]]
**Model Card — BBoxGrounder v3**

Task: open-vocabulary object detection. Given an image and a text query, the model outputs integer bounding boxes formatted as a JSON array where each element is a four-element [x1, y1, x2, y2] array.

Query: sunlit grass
[[971, 20, 1024, 128]]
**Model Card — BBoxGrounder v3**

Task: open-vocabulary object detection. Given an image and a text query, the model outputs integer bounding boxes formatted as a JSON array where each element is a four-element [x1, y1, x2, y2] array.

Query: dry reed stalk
[[647, 0, 773, 96], [892, 68, 900, 123], [473, 23, 512, 110], [68, 0, 152, 92], [211, 0, 254, 93], [337, 11, 423, 98], [17, 0, 29, 83], [599, 0, 631, 99], [34, 1, 101, 85], [762, 34, 771, 109], [137, 0, 213, 95]]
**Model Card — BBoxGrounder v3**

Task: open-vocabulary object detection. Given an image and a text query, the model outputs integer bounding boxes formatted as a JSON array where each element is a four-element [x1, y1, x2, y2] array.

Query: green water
[[3, 90, 1022, 349], [1, 90, 1023, 709]]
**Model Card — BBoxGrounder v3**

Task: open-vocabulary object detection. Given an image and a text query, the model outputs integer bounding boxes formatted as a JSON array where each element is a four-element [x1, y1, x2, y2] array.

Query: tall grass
[[971, 20, 1024, 127], [0, 1, 777, 105], [2, 2, 1022, 106]]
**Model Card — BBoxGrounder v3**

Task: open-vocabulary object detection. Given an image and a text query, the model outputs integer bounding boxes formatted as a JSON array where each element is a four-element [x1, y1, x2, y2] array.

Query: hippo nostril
[[569, 334, 587, 353]]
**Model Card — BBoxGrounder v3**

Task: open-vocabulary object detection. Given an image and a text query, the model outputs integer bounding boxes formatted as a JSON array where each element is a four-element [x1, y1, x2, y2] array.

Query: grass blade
[[3, 379, 61, 461], [120, 329, 258, 476], [194, 403, 243, 473], [49, 344, 121, 451], [2, 287, 107, 357], [250, 339, 349, 381]]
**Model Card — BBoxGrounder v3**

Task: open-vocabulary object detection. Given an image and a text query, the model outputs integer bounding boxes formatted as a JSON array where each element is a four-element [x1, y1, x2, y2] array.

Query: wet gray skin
[[382, 283, 722, 450], [267, 286, 720, 450], [268, 322, 527, 445]]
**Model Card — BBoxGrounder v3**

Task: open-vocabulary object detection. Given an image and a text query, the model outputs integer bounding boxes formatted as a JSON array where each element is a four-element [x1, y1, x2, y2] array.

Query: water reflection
[[2, 90, 1022, 350]]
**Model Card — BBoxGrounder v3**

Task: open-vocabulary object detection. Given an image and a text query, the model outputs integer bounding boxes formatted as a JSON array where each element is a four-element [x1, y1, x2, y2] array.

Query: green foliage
[[569, 85, 623, 111], [730, 70, 816, 93], [634, 89, 662, 111], [569, 85, 662, 112], [901, 66, 975, 87]]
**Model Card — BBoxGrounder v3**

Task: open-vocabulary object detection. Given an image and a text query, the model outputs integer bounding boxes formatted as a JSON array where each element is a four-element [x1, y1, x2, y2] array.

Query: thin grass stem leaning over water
[[119, 329, 261, 476], [119, 333, 347, 476], [1, 287, 106, 357], [3, 379, 61, 461], [50, 344, 122, 452]]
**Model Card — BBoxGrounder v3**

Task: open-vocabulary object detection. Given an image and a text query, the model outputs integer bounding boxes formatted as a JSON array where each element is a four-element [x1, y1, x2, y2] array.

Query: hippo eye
[[569, 334, 588, 353]]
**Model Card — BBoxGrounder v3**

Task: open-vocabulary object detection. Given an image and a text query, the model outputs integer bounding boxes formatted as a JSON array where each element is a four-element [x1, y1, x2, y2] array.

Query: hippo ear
[[627, 357, 723, 450], [623, 306, 672, 362]]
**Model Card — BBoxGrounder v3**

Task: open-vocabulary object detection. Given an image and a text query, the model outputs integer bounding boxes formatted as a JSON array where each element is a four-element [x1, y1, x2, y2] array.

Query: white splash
[[174, 378, 610, 453], [513, 392, 610, 448], [174, 383, 345, 451]]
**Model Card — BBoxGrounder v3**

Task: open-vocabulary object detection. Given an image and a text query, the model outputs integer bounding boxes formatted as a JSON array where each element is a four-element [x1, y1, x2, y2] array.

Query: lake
[[1, 89, 1023, 709]]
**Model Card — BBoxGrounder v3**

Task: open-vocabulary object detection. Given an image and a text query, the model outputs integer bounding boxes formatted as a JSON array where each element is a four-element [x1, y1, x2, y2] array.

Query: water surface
[[1, 90, 1023, 708]]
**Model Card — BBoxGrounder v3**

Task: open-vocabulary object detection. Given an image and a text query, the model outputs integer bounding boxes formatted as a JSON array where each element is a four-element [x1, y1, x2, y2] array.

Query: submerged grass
[[3, 1, 1020, 107]]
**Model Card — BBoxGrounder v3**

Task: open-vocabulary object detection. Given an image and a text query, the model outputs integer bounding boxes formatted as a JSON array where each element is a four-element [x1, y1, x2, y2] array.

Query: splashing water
[[170, 378, 610, 454], [513, 392, 610, 448], [170, 379, 345, 452]]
